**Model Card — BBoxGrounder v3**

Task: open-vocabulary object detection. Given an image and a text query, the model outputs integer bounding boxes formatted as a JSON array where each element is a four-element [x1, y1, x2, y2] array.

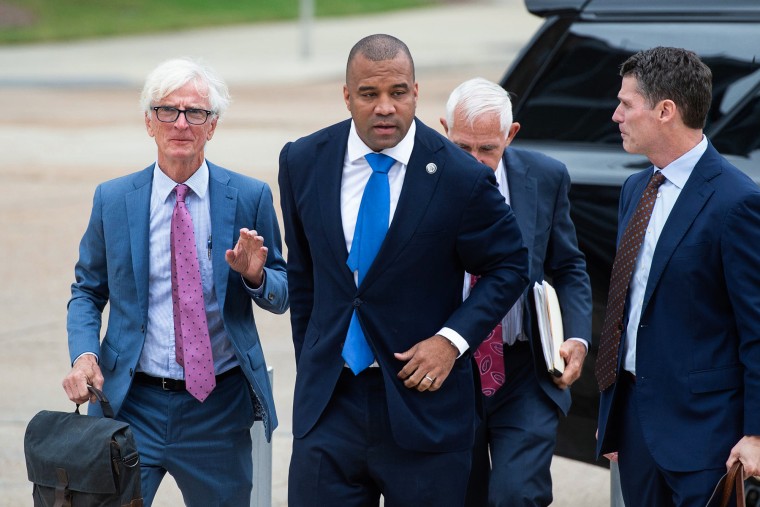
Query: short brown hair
[[620, 46, 712, 129]]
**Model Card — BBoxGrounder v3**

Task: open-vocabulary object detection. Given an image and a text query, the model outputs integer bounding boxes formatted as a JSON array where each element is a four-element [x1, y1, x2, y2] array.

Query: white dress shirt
[[623, 136, 708, 374], [462, 160, 525, 346], [341, 120, 469, 355]]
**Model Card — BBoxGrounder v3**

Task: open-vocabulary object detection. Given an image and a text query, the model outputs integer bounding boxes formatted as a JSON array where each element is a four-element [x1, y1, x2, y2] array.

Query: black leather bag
[[24, 385, 143, 507]]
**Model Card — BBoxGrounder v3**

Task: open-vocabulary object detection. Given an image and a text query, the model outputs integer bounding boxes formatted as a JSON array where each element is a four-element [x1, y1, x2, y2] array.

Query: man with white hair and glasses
[[62, 57, 288, 506]]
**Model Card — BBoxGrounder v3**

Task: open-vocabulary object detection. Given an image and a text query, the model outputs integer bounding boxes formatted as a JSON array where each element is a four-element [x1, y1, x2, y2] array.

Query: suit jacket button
[[267, 292, 275, 301], [353, 298, 363, 307]]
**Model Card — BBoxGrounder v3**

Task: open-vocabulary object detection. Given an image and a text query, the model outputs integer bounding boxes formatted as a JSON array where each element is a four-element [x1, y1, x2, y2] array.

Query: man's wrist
[[437, 327, 468, 357], [243, 269, 266, 295]]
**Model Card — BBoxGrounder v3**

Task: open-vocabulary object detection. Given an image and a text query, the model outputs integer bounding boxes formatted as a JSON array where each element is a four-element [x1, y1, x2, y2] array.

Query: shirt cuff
[[438, 327, 469, 357], [242, 270, 266, 297], [567, 337, 589, 352], [73, 351, 99, 366]]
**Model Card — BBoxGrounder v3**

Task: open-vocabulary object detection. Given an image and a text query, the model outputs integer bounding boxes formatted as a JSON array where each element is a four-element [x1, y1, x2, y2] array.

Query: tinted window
[[515, 22, 760, 157]]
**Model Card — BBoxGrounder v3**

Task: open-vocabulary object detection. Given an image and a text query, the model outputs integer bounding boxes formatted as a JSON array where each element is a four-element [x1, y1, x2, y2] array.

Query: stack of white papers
[[533, 280, 565, 377]]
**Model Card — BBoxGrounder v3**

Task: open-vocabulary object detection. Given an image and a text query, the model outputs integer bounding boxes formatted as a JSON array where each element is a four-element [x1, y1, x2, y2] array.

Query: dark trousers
[[615, 373, 728, 507], [466, 341, 558, 507], [289, 367, 471, 507]]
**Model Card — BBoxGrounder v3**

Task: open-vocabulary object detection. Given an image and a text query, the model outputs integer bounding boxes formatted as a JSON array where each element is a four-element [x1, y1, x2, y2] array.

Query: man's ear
[[505, 122, 521, 147], [658, 99, 677, 123], [145, 112, 155, 137], [440, 117, 449, 135], [343, 84, 351, 111]]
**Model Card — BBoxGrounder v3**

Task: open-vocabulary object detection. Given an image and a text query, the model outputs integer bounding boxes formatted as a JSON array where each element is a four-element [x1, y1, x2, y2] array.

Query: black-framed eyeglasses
[[152, 106, 214, 125]]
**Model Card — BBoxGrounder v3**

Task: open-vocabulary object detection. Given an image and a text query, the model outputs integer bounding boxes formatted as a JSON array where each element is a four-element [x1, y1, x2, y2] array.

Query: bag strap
[[74, 385, 115, 419], [54, 467, 71, 507], [720, 461, 745, 507]]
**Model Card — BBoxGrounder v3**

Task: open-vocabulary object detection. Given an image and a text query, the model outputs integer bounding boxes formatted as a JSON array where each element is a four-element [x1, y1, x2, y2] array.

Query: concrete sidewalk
[[0, 1, 611, 505]]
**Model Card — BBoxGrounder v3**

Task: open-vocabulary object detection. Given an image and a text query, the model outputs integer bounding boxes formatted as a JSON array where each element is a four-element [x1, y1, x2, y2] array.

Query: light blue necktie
[[343, 152, 395, 374]]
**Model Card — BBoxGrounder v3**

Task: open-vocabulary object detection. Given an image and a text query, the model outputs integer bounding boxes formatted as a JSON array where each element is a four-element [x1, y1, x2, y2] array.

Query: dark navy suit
[[597, 142, 760, 505], [466, 148, 592, 507], [279, 118, 529, 505]]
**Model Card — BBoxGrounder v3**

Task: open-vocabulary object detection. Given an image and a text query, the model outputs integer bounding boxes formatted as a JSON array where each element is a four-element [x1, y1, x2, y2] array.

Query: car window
[[712, 82, 760, 158], [514, 21, 760, 157]]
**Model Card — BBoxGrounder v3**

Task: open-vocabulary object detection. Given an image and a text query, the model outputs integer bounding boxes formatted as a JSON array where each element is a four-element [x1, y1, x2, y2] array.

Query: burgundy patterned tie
[[171, 184, 216, 402], [595, 171, 666, 391], [471, 275, 506, 396]]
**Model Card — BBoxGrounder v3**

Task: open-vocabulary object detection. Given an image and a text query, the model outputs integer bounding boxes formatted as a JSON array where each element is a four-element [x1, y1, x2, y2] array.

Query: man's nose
[[612, 105, 623, 124], [174, 111, 190, 127], [374, 95, 395, 115]]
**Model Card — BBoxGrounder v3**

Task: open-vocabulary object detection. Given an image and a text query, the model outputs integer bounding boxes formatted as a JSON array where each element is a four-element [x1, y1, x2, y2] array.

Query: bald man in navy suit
[[279, 34, 529, 506]]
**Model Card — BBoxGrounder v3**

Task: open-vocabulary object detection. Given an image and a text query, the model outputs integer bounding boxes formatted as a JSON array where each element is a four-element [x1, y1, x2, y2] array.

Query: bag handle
[[74, 385, 115, 419], [719, 461, 745, 507]]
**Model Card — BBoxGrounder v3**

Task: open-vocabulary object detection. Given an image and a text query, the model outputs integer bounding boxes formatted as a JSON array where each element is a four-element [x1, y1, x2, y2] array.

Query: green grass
[[0, 0, 440, 45]]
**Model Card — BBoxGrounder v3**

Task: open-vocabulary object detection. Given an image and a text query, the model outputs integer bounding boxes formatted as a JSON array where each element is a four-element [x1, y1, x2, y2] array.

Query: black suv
[[500, 0, 760, 466]]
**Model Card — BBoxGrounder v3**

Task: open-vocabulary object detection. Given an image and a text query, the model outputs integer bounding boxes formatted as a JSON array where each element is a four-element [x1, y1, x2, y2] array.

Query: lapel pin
[[425, 163, 437, 174]]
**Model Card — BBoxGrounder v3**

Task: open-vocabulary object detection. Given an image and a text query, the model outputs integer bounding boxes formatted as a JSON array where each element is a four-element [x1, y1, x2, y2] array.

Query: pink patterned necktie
[[171, 184, 216, 402], [471, 275, 505, 396]]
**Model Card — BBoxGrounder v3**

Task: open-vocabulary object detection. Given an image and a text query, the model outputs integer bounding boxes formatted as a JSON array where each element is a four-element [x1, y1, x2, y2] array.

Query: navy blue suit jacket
[[504, 148, 591, 415], [596, 142, 760, 471], [278, 118, 529, 453], [67, 161, 289, 441]]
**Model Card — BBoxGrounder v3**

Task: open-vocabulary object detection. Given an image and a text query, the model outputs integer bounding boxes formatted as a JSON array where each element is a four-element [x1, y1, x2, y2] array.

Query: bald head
[[346, 34, 415, 84]]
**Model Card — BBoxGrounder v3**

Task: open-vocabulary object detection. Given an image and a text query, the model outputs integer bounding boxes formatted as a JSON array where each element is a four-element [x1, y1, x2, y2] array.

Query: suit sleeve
[[722, 191, 760, 436], [67, 185, 109, 364], [248, 182, 289, 314], [544, 167, 592, 343], [446, 167, 529, 348], [278, 142, 313, 362]]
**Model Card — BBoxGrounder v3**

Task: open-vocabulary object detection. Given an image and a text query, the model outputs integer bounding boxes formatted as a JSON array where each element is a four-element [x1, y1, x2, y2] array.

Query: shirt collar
[[346, 119, 416, 166], [657, 135, 708, 190], [153, 160, 210, 202], [495, 158, 507, 186]]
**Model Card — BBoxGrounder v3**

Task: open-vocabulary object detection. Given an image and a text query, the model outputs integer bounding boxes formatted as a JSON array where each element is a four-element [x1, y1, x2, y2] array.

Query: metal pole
[[250, 367, 274, 507], [610, 461, 625, 507], [299, 0, 314, 59]]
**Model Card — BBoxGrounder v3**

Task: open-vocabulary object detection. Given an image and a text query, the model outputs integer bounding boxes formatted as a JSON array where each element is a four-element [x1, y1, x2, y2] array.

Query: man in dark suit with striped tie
[[596, 46, 760, 506]]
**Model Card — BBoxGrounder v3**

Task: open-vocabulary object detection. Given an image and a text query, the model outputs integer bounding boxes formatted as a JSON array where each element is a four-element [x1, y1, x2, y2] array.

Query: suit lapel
[[125, 166, 154, 319], [360, 121, 443, 290], [318, 123, 358, 286], [504, 151, 537, 275], [619, 172, 651, 244], [208, 163, 237, 312], [641, 147, 720, 312]]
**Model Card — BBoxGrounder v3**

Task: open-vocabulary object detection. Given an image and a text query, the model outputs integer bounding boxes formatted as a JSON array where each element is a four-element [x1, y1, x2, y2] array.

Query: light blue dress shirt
[[623, 136, 708, 374], [139, 161, 238, 379]]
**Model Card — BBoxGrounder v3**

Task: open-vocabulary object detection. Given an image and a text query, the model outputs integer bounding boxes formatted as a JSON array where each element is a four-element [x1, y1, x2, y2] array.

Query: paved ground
[[0, 1, 613, 505]]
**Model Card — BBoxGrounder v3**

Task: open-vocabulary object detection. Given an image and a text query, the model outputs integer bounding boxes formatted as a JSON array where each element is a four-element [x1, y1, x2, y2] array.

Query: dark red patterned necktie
[[471, 275, 506, 396], [595, 171, 666, 391]]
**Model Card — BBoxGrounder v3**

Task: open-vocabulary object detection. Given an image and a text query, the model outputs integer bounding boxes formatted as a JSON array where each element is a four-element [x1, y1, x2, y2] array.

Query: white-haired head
[[140, 57, 230, 119], [445, 77, 513, 135]]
